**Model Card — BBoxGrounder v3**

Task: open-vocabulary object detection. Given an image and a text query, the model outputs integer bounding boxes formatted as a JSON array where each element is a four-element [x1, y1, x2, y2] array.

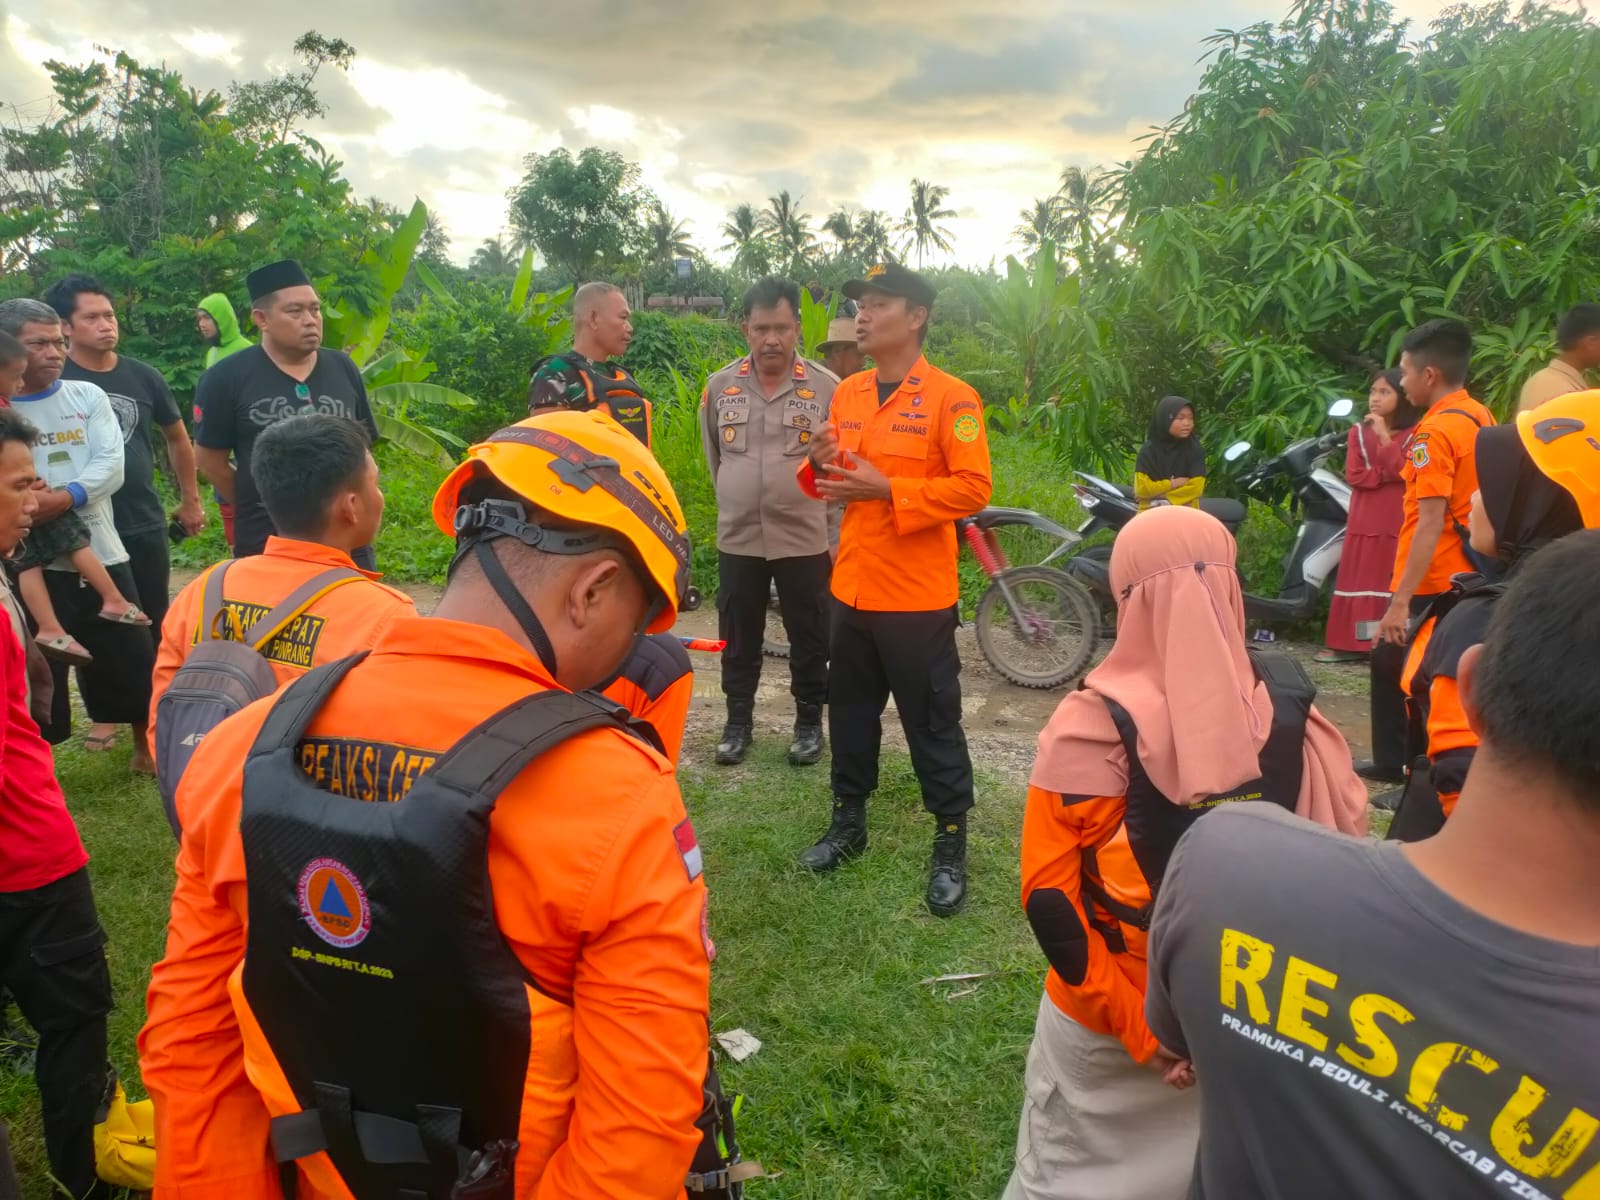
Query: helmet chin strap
[[473, 540, 560, 678]]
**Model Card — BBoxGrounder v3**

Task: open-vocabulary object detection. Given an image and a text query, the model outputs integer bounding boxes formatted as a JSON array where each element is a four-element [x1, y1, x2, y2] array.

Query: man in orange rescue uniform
[[148, 414, 413, 760], [795, 262, 992, 916], [139, 410, 711, 1198], [1364, 318, 1495, 786]]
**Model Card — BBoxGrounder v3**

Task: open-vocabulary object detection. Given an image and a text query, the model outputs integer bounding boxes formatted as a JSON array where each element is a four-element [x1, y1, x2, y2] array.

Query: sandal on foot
[[83, 731, 118, 752], [98, 605, 152, 627], [1313, 649, 1366, 664], [37, 634, 94, 666]]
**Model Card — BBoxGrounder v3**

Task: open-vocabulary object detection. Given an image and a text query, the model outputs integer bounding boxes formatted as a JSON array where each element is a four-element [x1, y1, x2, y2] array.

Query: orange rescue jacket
[[139, 618, 711, 1200], [797, 357, 991, 612], [149, 538, 414, 758]]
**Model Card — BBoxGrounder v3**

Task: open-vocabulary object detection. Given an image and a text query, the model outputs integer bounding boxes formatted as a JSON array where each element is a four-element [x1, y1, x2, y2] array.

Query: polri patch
[[797, 388, 816, 400], [674, 818, 704, 881]]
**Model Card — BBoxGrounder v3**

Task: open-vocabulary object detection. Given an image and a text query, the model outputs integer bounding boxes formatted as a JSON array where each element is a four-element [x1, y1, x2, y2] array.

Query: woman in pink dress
[[1318, 369, 1420, 662]]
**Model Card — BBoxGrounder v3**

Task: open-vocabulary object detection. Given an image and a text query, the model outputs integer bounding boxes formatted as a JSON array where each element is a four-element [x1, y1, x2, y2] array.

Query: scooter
[[1062, 398, 1357, 627]]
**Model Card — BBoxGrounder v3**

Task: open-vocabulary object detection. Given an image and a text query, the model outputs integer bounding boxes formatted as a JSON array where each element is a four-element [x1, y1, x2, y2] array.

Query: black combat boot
[[925, 814, 968, 917], [798, 796, 867, 871], [715, 697, 755, 766], [787, 701, 825, 766]]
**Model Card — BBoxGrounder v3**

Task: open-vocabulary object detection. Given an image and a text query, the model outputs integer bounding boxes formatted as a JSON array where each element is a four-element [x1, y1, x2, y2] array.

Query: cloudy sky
[[1, 0, 1451, 266]]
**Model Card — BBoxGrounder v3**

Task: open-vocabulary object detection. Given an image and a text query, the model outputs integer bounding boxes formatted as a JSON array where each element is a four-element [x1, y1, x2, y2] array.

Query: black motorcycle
[[1062, 398, 1357, 632]]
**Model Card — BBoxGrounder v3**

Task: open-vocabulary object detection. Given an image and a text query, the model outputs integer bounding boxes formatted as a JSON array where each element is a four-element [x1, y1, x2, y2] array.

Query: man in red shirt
[[0, 406, 113, 1200]]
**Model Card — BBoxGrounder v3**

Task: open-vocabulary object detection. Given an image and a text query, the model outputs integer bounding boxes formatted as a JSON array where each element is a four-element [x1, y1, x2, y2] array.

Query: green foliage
[[507, 148, 652, 285], [391, 277, 573, 442], [1111, 0, 1600, 455], [799, 288, 837, 358], [0, 39, 398, 396], [623, 312, 747, 387]]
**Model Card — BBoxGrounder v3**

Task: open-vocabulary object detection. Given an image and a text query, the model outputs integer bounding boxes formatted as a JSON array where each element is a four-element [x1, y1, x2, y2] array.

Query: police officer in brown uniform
[[701, 277, 838, 767]]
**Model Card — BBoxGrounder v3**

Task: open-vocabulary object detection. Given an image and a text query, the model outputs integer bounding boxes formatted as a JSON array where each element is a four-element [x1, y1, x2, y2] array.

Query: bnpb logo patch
[[953, 413, 981, 444], [298, 858, 372, 949]]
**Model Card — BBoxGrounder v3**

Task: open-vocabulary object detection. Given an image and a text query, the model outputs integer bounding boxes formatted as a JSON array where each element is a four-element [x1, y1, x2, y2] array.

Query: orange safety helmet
[[1516, 389, 1600, 529], [432, 410, 691, 633]]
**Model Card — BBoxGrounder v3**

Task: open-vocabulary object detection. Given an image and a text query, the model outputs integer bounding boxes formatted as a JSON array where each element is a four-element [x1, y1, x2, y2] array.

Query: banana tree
[[799, 288, 837, 359], [358, 345, 474, 467]]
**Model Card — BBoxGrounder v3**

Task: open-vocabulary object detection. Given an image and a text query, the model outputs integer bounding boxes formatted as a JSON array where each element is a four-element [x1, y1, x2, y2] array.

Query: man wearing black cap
[[194, 261, 379, 567], [793, 262, 992, 916]]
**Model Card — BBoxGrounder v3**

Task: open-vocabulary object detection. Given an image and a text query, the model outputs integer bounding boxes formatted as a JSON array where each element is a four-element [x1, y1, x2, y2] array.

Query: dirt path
[[175, 568, 1376, 788]]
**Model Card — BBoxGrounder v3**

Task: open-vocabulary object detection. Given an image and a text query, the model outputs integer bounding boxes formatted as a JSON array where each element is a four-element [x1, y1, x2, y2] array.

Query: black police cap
[[842, 262, 936, 309]]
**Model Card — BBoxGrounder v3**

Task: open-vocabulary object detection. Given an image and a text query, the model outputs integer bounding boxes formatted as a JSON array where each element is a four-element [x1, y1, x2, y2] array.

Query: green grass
[[4, 730, 1041, 1198]]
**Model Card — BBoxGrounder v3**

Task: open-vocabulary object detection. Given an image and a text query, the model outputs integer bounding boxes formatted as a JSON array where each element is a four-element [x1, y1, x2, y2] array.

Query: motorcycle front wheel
[[974, 566, 1100, 689]]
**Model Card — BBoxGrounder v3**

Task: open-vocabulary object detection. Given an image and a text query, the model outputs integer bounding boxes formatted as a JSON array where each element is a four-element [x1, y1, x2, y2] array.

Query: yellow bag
[[93, 1076, 155, 1191]]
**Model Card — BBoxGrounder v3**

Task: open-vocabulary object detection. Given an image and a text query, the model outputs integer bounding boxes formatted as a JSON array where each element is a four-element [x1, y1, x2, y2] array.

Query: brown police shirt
[[700, 355, 838, 560]]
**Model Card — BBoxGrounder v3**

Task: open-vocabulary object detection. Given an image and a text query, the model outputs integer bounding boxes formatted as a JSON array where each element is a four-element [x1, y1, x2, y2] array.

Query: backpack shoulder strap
[[195, 561, 233, 643], [247, 652, 371, 757], [423, 689, 639, 802], [1440, 406, 1487, 429], [247, 568, 366, 653], [1248, 646, 1317, 711]]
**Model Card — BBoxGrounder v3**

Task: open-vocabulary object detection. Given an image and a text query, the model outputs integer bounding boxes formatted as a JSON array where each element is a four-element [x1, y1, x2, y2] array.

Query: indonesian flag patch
[[673, 818, 704, 881]]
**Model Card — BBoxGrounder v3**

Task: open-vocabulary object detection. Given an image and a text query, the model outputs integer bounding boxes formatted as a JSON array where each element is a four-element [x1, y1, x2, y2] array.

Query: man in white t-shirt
[[0, 298, 155, 772]]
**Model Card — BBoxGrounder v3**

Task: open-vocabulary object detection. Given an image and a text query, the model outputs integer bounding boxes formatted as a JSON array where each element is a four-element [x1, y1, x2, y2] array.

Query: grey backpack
[[156, 562, 362, 838]]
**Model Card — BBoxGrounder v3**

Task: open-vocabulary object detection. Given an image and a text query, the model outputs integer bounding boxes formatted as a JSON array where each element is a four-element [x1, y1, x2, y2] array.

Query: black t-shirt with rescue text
[[61, 355, 182, 537], [195, 346, 378, 557]]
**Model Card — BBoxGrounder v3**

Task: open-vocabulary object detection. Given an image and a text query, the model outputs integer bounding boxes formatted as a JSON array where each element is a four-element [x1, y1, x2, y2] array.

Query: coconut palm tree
[[720, 203, 762, 255], [1056, 165, 1112, 268], [644, 200, 695, 268], [1014, 196, 1067, 261], [759, 190, 816, 267], [856, 210, 896, 264], [823, 208, 858, 254], [898, 179, 956, 267], [469, 236, 516, 277]]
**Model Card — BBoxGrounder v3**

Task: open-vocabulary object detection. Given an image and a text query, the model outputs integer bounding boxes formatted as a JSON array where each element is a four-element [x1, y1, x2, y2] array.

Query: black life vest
[[239, 653, 648, 1199], [1081, 647, 1314, 942], [528, 353, 652, 447]]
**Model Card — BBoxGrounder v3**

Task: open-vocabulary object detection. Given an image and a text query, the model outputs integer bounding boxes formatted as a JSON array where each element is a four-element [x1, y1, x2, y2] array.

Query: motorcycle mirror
[[1224, 441, 1252, 462], [1328, 397, 1356, 419]]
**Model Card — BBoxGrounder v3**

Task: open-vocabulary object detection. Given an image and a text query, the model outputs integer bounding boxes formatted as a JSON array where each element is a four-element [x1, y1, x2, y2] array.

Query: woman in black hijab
[[1133, 395, 1207, 511]]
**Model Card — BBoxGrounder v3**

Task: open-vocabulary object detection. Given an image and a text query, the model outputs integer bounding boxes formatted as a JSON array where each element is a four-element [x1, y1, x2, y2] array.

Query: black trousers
[[43, 564, 157, 743], [717, 551, 831, 706], [829, 602, 974, 817], [0, 869, 112, 1200], [119, 528, 170, 652], [1369, 592, 1438, 771]]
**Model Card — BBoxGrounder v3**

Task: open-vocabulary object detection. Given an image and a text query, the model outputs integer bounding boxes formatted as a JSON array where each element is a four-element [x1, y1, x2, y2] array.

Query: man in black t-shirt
[[49, 274, 205, 647], [194, 260, 379, 567]]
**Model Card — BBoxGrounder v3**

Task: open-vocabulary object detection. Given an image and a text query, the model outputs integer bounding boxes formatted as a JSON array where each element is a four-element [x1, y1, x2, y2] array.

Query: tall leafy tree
[[856, 211, 896, 264], [1056, 166, 1113, 273], [759, 190, 816, 268], [1013, 197, 1066, 261], [720, 203, 762, 254], [1112, 0, 1600, 442], [226, 31, 356, 146], [469, 236, 517, 277], [898, 179, 956, 266], [507, 147, 650, 284], [643, 200, 695, 267], [823, 208, 858, 254]]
